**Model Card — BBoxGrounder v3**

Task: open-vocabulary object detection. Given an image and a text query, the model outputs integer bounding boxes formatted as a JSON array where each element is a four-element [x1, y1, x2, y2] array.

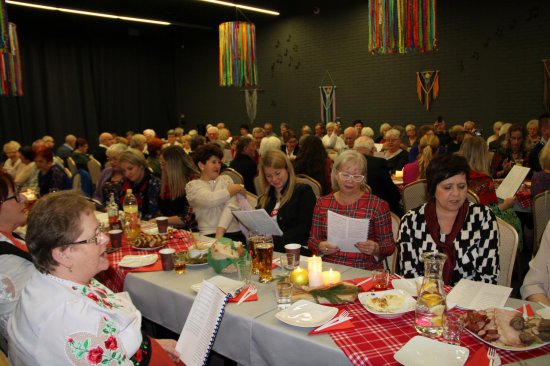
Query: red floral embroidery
[[67, 337, 73, 343], [86, 346, 104, 364], [102, 298, 112, 308], [87, 292, 99, 302], [133, 348, 143, 362], [104, 336, 118, 350]]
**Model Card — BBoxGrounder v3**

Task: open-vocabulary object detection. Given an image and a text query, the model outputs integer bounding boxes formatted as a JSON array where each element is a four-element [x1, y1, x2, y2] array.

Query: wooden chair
[[296, 174, 322, 199], [496, 217, 519, 287], [384, 212, 400, 274], [221, 167, 244, 185], [72, 171, 81, 191], [466, 189, 480, 204], [0, 349, 10, 366], [66, 156, 78, 175], [402, 179, 427, 213], [533, 190, 550, 255], [64, 167, 72, 179], [87, 157, 102, 186]]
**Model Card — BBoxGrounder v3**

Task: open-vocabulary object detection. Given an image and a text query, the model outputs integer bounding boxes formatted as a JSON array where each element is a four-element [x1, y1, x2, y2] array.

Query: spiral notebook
[[176, 280, 229, 366]]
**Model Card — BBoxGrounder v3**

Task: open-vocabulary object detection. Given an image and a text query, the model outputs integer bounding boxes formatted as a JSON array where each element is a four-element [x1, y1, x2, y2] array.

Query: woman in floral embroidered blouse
[[308, 150, 395, 270], [8, 191, 180, 366]]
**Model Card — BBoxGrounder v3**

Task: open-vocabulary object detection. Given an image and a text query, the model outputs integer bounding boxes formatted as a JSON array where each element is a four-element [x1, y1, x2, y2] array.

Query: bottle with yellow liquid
[[123, 189, 141, 244], [414, 252, 447, 337]]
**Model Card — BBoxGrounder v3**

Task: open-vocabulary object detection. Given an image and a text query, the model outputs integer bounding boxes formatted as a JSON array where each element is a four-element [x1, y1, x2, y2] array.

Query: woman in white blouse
[[8, 191, 180, 365], [521, 220, 550, 305], [186, 143, 247, 242]]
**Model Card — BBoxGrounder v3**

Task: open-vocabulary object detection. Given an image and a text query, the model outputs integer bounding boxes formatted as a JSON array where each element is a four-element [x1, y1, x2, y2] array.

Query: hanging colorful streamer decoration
[[219, 21, 258, 87], [417, 70, 439, 111], [0, 0, 23, 96], [368, 0, 437, 54], [320, 86, 336, 123]]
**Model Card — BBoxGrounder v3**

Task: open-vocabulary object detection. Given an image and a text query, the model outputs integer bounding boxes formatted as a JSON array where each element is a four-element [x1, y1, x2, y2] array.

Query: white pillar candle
[[308, 271, 323, 288], [322, 268, 341, 286], [307, 255, 322, 273]]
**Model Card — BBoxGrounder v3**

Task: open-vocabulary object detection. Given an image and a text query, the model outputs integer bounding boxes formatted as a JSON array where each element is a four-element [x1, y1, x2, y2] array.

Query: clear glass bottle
[[107, 193, 121, 230], [414, 252, 447, 337], [123, 189, 140, 244]]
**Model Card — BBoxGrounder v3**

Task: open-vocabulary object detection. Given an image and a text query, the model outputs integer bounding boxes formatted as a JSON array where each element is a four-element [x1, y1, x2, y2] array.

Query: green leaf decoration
[[309, 284, 360, 304]]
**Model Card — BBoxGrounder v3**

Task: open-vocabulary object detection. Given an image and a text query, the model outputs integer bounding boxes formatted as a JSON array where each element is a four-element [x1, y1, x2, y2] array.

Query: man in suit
[[230, 137, 258, 194], [93, 132, 114, 168], [354, 136, 403, 217], [55, 134, 76, 165]]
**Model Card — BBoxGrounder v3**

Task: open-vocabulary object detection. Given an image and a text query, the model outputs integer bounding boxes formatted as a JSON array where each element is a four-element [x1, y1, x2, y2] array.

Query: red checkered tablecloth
[[96, 230, 194, 292], [328, 277, 550, 365]]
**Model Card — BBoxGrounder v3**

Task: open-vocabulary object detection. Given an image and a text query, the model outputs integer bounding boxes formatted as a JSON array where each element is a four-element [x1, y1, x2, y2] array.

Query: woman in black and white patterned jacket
[[397, 154, 499, 285]]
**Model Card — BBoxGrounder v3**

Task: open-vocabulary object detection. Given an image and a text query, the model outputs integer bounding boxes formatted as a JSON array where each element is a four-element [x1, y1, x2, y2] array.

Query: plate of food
[[275, 300, 338, 328], [186, 253, 209, 266], [464, 308, 550, 351], [131, 233, 166, 251], [358, 289, 416, 318]]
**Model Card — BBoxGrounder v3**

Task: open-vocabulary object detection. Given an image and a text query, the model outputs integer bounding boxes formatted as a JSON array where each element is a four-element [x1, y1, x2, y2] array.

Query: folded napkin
[[228, 286, 258, 303], [308, 308, 354, 335], [465, 346, 489, 366], [126, 260, 162, 273], [517, 303, 534, 316], [346, 277, 374, 292]]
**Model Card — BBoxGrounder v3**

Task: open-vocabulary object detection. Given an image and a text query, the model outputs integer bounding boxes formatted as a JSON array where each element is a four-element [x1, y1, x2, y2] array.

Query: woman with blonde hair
[[257, 149, 316, 253], [531, 142, 550, 197], [321, 122, 345, 150], [2, 140, 22, 178], [403, 134, 439, 185]]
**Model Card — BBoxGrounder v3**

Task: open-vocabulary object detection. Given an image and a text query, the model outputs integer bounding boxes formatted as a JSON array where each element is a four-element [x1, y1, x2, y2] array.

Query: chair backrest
[[64, 167, 72, 179], [0, 348, 11, 366], [466, 189, 480, 204], [72, 170, 93, 197], [72, 171, 81, 190], [246, 191, 258, 208], [66, 156, 78, 175], [87, 157, 102, 186], [253, 175, 262, 196], [221, 167, 244, 185], [496, 217, 519, 287], [533, 190, 550, 254], [296, 174, 322, 199], [384, 212, 400, 274], [402, 179, 427, 213]]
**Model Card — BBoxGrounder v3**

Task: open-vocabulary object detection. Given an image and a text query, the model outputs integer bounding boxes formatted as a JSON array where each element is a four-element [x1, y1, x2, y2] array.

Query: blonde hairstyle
[[539, 142, 550, 170], [161, 146, 198, 198], [326, 122, 337, 131], [384, 128, 401, 140], [218, 128, 231, 141], [405, 124, 416, 132], [449, 125, 464, 139], [379, 123, 391, 135], [106, 143, 127, 159], [3, 140, 21, 153], [118, 149, 148, 169], [526, 119, 539, 130], [331, 150, 367, 191], [493, 121, 503, 133], [418, 134, 440, 179], [258, 149, 296, 208], [458, 136, 490, 174], [361, 127, 374, 137]]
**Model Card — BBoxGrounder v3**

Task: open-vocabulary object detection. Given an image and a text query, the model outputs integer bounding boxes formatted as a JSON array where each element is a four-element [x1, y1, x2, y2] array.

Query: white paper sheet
[[327, 210, 369, 253], [496, 165, 530, 200], [446, 279, 512, 310], [232, 209, 283, 236]]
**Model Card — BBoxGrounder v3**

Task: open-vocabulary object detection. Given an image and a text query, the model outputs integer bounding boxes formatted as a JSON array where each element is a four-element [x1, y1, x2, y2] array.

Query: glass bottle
[[123, 189, 140, 244], [414, 251, 447, 337], [107, 193, 121, 230]]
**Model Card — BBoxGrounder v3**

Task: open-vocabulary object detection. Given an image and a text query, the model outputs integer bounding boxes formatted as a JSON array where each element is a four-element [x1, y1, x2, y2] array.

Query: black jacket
[[365, 155, 403, 217], [230, 153, 258, 194]]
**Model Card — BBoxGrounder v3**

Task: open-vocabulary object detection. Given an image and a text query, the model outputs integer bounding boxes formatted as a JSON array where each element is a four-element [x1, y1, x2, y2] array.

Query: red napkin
[[516, 304, 534, 316], [308, 308, 355, 335], [124, 259, 163, 273], [228, 286, 258, 303], [346, 277, 374, 292], [465, 345, 489, 366]]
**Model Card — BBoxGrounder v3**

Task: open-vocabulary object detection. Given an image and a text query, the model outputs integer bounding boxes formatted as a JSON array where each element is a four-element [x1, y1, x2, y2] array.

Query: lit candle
[[322, 268, 341, 286], [308, 271, 323, 288], [307, 255, 322, 273]]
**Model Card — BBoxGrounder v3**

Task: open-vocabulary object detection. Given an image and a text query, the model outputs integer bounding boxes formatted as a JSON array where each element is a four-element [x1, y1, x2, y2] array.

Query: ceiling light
[[6, 1, 171, 25], [198, 0, 280, 16]]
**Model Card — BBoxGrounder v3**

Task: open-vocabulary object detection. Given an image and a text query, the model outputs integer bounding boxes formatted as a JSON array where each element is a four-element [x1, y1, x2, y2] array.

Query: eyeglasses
[[0, 190, 21, 204], [338, 171, 365, 183], [66, 229, 106, 246]]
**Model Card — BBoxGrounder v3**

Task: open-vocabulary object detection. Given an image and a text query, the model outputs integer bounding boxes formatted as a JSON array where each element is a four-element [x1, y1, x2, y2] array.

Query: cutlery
[[522, 304, 528, 320], [237, 284, 257, 305], [487, 347, 497, 366], [315, 310, 352, 332], [356, 277, 372, 286]]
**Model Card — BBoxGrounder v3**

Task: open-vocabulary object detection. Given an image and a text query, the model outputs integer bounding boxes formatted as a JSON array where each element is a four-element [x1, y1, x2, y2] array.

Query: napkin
[[464, 346, 489, 366], [346, 277, 374, 292], [516, 304, 534, 316], [308, 308, 355, 335], [228, 286, 258, 303]]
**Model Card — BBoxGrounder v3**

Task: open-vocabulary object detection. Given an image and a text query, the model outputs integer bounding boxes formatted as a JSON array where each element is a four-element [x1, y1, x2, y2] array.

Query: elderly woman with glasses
[[308, 150, 395, 270], [8, 190, 180, 365], [93, 143, 128, 204]]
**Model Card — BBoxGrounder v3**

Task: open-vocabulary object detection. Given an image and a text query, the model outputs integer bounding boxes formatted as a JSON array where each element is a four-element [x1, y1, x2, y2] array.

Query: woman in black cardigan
[[256, 149, 317, 254]]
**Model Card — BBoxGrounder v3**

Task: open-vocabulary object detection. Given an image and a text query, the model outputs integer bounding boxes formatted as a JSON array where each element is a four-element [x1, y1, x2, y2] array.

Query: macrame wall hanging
[[0, 0, 22, 96], [544, 59, 550, 112], [319, 71, 336, 123], [417, 70, 439, 111], [219, 21, 258, 87], [368, 0, 437, 54]]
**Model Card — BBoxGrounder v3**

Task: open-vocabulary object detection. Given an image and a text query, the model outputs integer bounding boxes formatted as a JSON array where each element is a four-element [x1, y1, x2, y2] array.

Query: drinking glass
[[276, 281, 293, 308], [372, 269, 389, 290], [442, 313, 465, 345], [257, 236, 274, 283], [237, 258, 252, 285], [174, 251, 187, 274], [247, 231, 261, 275]]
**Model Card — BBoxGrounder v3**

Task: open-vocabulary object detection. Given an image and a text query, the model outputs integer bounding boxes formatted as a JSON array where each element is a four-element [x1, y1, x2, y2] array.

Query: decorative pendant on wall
[[244, 89, 258, 123], [544, 59, 550, 112], [319, 70, 336, 123], [417, 70, 439, 111], [219, 22, 257, 87], [0, 0, 23, 96], [368, 0, 437, 54]]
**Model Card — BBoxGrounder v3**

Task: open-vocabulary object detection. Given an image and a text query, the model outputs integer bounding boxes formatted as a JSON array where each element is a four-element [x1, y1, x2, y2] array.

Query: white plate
[[394, 336, 469, 366], [118, 254, 158, 268], [141, 226, 175, 235], [191, 276, 245, 297], [131, 244, 166, 251], [358, 289, 416, 318], [187, 262, 209, 268], [466, 328, 550, 351], [391, 277, 423, 297], [275, 300, 338, 328]]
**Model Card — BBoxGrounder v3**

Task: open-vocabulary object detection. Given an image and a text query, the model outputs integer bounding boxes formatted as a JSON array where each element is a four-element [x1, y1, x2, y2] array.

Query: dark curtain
[[0, 15, 180, 148]]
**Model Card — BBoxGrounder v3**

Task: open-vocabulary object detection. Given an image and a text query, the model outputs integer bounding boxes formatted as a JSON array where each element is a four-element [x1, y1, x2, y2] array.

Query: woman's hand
[[228, 184, 246, 197], [155, 338, 181, 363], [318, 241, 339, 255], [499, 196, 516, 211], [355, 240, 379, 256]]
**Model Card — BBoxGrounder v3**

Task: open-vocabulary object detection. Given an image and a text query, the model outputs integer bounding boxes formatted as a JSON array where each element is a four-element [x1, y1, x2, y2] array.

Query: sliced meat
[[494, 308, 523, 347]]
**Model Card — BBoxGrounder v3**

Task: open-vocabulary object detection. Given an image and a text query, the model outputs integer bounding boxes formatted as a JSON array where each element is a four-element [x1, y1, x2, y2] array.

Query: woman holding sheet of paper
[[490, 123, 530, 179], [397, 154, 499, 285], [8, 191, 180, 365], [256, 149, 316, 253], [308, 150, 395, 270]]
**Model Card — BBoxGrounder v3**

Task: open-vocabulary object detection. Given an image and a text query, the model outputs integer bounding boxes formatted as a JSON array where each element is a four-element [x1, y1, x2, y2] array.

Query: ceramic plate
[[391, 277, 423, 297], [141, 226, 174, 235], [118, 254, 158, 268], [394, 336, 469, 366], [358, 289, 416, 318], [131, 244, 166, 251], [191, 276, 245, 297], [275, 300, 338, 328]]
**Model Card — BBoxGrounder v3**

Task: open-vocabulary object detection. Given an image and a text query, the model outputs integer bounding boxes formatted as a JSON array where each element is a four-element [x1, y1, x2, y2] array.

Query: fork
[[315, 310, 351, 332], [237, 284, 257, 305], [487, 348, 497, 366]]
